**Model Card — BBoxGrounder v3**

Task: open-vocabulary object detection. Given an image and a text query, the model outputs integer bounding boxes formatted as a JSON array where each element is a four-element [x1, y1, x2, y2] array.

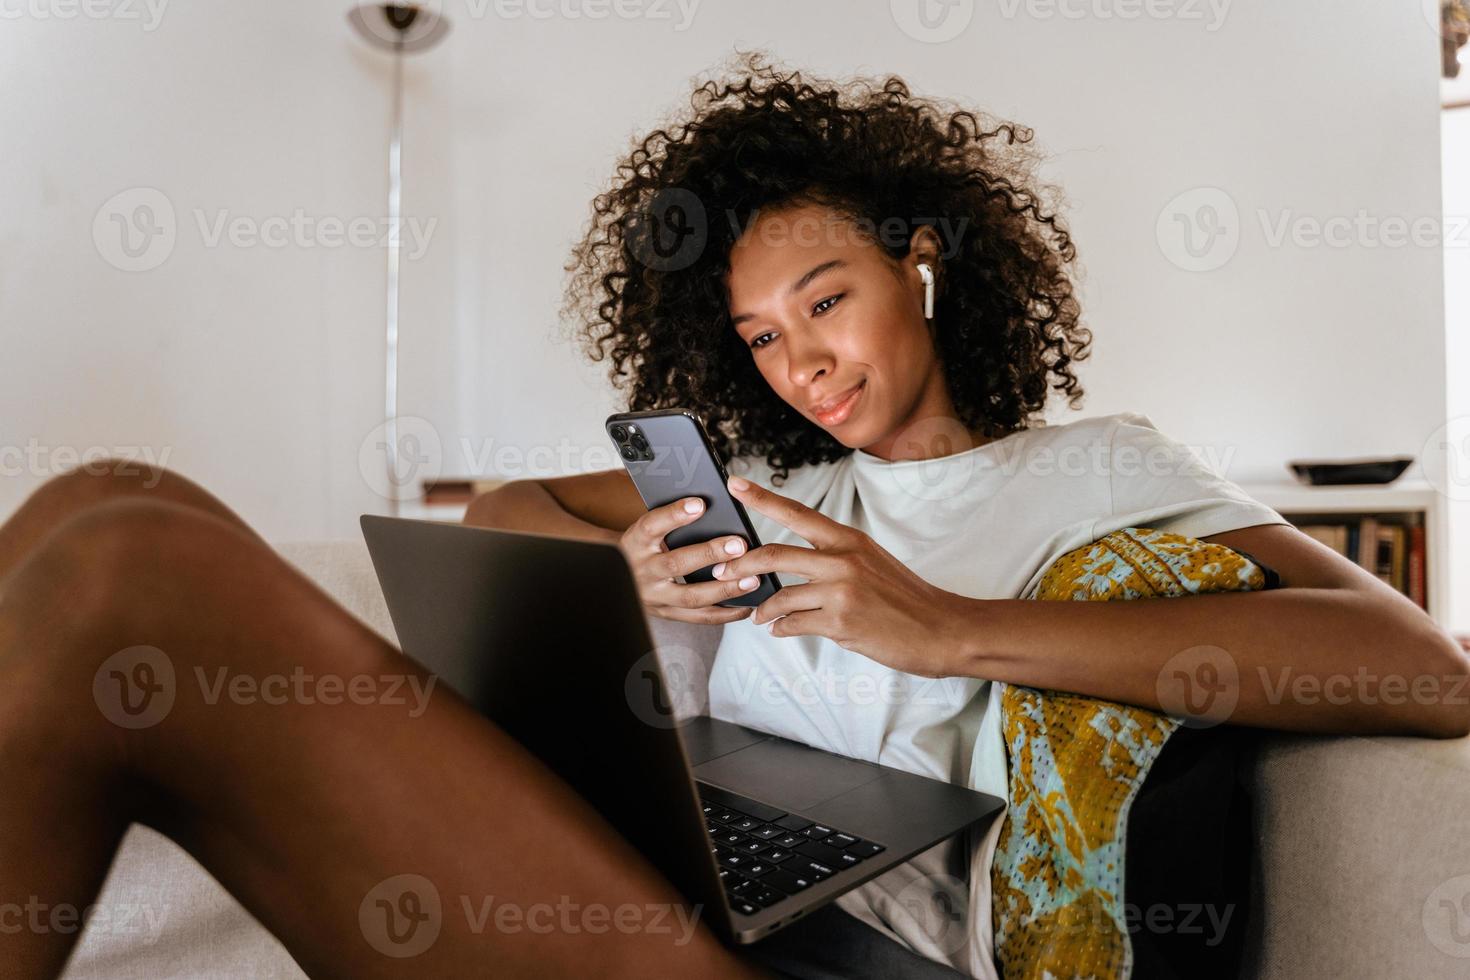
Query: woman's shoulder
[[1003, 411, 1151, 453], [979, 412, 1171, 489]]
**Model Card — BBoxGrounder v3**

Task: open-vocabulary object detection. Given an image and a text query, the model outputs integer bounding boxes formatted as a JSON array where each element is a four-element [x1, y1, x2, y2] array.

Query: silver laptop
[[360, 515, 1004, 944]]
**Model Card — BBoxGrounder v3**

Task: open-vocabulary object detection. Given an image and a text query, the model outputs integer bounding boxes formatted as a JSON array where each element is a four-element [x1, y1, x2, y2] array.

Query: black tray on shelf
[[1286, 457, 1414, 486]]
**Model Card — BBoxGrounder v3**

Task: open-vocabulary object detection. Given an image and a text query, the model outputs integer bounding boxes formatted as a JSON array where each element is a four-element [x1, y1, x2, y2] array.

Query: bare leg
[[0, 493, 766, 978]]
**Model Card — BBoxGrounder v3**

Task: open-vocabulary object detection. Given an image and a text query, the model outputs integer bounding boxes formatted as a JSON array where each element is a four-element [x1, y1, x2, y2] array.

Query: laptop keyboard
[[698, 784, 886, 917]]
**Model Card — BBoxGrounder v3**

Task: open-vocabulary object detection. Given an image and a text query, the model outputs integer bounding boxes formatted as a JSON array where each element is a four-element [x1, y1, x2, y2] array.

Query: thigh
[[0, 498, 766, 980]]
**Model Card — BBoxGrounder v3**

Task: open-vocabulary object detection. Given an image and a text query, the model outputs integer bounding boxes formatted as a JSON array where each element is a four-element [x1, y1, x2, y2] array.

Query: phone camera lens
[[610, 424, 629, 442], [619, 444, 637, 461], [630, 431, 649, 453]]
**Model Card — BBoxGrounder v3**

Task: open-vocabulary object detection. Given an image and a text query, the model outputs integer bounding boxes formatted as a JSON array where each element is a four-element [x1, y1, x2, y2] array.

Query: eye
[[749, 332, 776, 350], [811, 293, 844, 316]]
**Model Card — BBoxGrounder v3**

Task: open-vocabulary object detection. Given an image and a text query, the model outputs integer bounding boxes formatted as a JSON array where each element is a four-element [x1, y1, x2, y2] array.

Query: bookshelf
[[1238, 479, 1447, 626]]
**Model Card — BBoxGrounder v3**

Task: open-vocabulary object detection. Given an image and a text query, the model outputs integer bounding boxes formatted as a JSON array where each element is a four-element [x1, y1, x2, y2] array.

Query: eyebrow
[[730, 259, 847, 327]]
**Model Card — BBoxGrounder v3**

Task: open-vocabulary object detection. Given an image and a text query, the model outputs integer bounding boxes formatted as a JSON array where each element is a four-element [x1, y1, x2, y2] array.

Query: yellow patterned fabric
[[989, 527, 1268, 980]]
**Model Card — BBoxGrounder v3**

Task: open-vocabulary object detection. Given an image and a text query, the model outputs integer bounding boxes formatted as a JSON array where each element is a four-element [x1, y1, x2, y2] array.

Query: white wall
[[1443, 84, 1470, 632], [0, 0, 1452, 546], [444, 0, 1449, 486], [0, 2, 458, 541]]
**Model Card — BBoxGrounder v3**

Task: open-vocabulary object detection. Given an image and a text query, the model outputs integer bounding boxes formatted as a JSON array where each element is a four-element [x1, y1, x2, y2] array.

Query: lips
[[811, 380, 865, 425], [810, 381, 864, 414]]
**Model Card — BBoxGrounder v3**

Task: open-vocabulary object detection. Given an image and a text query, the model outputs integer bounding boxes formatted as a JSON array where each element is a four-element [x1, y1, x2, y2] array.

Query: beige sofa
[[58, 539, 1470, 979]]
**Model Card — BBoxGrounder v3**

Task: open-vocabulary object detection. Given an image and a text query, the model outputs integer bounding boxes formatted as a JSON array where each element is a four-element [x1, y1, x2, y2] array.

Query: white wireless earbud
[[916, 263, 935, 320]]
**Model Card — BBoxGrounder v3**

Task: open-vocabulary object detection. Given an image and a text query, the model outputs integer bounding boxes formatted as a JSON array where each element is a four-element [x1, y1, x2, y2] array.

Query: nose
[[784, 329, 836, 390]]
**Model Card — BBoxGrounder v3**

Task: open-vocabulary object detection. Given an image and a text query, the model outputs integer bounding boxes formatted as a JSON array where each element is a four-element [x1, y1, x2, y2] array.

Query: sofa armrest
[[1245, 731, 1470, 978]]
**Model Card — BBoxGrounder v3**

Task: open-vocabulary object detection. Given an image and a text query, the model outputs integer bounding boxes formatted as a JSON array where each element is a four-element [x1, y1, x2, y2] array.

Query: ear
[[905, 224, 943, 324], [906, 224, 943, 282]]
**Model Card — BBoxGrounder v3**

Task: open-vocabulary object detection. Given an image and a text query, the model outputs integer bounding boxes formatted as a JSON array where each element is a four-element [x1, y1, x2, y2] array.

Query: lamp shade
[[347, 3, 451, 52]]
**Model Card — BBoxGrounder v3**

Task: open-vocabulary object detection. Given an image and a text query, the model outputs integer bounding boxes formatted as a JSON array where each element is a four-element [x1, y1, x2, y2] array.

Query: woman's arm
[[463, 470, 642, 544], [709, 478, 1469, 738], [948, 523, 1470, 738]]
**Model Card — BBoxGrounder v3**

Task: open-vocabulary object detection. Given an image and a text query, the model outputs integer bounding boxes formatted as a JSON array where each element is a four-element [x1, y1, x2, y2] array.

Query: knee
[[23, 458, 252, 542], [0, 498, 270, 720], [17, 460, 184, 538], [36, 457, 177, 508], [15, 498, 233, 622], [0, 499, 208, 715]]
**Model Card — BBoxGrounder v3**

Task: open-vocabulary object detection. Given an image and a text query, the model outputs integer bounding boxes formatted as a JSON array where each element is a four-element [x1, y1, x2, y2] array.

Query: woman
[[2, 56, 1464, 980]]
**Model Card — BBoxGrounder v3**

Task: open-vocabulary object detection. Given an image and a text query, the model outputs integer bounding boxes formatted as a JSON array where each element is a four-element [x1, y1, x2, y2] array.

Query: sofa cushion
[[58, 825, 307, 980]]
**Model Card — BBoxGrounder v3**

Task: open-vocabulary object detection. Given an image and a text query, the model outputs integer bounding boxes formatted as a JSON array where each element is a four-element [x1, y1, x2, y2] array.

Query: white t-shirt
[[710, 411, 1290, 977]]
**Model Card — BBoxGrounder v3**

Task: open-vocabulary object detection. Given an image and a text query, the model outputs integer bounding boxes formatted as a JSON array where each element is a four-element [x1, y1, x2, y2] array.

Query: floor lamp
[[347, 3, 450, 514]]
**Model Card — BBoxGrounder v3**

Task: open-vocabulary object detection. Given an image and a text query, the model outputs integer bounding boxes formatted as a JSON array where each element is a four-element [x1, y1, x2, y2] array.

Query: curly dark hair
[[563, 52, 1091, 484]]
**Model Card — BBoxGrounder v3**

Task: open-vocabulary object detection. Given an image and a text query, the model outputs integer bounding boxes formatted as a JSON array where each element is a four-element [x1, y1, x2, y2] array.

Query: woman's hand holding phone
[[617, 496, 765, 624]]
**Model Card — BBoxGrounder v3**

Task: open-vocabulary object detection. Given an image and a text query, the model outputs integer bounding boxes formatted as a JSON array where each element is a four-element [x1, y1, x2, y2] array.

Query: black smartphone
[[605, 409, 780, 608]]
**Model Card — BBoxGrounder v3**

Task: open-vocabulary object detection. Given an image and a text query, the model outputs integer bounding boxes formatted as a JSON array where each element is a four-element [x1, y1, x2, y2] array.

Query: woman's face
[[725, 203, 965, 461]]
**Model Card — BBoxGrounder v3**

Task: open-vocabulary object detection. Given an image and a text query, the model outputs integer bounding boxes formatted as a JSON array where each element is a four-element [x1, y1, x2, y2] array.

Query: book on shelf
[[1378, 524, 1404, 595], [1356, 516, 1377, 571], [1399, 525, 1422, 608], [1298, 524, 1347, 554], [421, 478, 506, 505], [1295, 511, 1424, 610]]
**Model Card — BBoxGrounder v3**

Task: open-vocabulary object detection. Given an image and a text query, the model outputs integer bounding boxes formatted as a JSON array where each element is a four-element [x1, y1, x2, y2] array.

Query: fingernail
[[712, 562, 726, 577], [724, 538, 744, 555], [727, 475, 749, 491], [739, 576, 759, 590], [684, 498, 703, 514]]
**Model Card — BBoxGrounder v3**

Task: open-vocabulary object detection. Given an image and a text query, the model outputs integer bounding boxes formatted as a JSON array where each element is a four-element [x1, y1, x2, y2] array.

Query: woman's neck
[[859, 370, 996, 462]]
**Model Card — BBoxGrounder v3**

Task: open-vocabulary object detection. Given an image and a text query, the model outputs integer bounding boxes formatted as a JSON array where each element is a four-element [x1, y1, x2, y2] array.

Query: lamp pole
[[347, 3, 450, 514]]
